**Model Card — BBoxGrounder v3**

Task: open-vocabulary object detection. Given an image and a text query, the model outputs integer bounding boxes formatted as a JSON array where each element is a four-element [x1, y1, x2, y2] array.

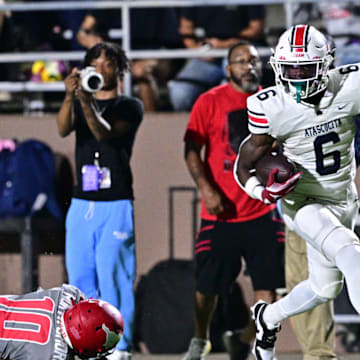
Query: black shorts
[[194, 210, 285, 296]]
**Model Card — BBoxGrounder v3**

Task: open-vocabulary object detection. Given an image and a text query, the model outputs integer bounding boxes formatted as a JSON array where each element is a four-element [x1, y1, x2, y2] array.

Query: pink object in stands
[[0, 139, 16, 152]]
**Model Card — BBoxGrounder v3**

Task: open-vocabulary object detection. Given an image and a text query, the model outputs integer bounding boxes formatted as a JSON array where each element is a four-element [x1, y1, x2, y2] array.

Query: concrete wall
[[0, 112, 196, 277], [0, 112, 301, 352]]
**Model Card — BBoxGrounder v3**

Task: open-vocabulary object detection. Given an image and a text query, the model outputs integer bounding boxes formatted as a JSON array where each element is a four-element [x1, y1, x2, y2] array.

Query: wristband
[[244, 176, 265, 201]]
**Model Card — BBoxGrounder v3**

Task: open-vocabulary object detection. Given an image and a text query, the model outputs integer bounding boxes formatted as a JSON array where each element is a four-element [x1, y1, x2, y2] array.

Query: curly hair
[[84, 42, 130, 80]]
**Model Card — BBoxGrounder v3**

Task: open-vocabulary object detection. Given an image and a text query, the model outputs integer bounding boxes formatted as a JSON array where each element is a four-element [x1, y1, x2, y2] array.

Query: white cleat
[[251, 300, 280, 360]]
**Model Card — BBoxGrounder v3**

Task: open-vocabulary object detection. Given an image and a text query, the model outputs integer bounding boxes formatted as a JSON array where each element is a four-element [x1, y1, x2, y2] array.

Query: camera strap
[[91, 102, 112, 131]]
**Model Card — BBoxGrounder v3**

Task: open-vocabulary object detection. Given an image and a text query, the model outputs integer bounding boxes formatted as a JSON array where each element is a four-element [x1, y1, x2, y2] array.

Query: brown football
[[255, 151, 296, 186]]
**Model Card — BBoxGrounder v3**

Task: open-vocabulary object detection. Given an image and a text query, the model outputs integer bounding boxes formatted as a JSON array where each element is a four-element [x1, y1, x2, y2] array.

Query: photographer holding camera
[[56, 42, 143, 360]]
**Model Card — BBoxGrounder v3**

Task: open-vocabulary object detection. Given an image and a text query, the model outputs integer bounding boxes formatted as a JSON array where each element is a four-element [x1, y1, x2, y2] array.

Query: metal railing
[[168, 186, 199, 259], [0, 0, 329, 95]]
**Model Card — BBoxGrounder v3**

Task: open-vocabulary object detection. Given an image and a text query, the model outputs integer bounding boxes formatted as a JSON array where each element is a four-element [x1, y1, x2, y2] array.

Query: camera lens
[[88, 76, 102, 91], [81, 68, 104, 92]]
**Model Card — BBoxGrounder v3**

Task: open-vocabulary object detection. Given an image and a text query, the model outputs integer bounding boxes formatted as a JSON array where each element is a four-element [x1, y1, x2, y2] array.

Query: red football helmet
[[60, 299, 124, 358]]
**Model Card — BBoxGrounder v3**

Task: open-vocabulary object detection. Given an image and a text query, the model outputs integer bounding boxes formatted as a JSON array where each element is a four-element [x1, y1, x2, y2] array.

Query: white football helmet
[[270, 24, 333, 102]]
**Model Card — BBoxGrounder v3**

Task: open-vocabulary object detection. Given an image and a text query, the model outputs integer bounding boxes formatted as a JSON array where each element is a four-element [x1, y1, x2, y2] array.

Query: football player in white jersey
[[234, 24, 360, 360]]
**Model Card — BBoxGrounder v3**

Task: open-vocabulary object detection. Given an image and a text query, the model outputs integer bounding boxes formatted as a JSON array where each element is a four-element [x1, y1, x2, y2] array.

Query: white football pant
[[263, 201, 360, 327]]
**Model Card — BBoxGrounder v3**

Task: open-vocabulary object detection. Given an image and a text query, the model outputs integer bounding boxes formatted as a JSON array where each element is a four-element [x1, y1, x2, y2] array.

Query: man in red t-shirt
[[183, 41, 284, 360]]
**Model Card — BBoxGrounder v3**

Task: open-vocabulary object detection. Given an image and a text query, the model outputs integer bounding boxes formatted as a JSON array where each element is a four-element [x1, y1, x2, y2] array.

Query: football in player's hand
[[255, 151, 296, 185]]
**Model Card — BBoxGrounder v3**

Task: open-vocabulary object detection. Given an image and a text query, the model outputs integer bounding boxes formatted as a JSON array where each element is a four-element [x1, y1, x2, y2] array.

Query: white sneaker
[[106, 350, 132, 360], [183, 338, 211, 360], [251, 301, 280, 360]]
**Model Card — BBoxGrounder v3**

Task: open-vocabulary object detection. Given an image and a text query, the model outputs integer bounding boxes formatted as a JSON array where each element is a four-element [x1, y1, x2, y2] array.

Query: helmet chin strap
[[292, 82, 307, 103]]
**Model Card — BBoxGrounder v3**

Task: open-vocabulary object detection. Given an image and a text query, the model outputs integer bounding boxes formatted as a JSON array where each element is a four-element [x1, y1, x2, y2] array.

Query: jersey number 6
[[314, 132, 341, 175]]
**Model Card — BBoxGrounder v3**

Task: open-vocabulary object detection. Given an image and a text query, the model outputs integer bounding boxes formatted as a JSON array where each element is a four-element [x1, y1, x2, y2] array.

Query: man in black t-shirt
[[168, 5, 266, 111], [56, 42, 143, 360]]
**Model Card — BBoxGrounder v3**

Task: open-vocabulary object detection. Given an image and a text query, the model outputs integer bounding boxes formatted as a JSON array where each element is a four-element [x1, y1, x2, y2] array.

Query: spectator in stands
[[0, 0, 22, 84], [11, 0, 85, 52], [76, 7, 182, 111], [318, 1, 360, 66], [56, 42, 143, 360], [182, 41, 284, 360], [293, 1, 360, 67], [168, 5, 266, 111]]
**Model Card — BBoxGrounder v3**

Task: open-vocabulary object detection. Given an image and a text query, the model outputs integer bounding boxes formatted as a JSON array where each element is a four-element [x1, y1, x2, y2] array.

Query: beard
[[229, 70, 259, 93]]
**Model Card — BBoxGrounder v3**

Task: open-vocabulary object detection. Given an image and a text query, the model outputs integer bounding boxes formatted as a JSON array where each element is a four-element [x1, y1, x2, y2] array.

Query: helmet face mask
[[270, 24, 333, 102], [280, 63, 319, 81], [60, 299, 124, 359]]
